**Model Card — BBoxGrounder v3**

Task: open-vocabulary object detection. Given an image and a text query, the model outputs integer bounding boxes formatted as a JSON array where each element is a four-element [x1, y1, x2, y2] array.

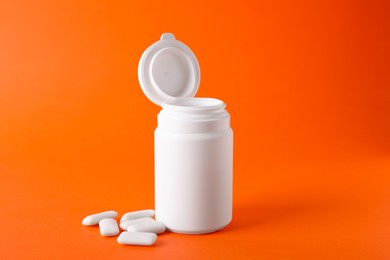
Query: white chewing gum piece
[[117, 232, 157, 246], [127, 220, 166, 234], [99, 218, 120, 237], [120, 209, 155, 223], [82, 210, 118, 226], [119, 217, 155, 230]]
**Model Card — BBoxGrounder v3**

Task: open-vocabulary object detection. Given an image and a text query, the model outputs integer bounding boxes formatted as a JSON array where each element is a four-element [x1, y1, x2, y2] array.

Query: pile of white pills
[[82, 209, 165, 246]]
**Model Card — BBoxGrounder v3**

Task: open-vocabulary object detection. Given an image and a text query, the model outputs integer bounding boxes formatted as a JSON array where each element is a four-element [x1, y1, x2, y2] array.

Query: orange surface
[[1, 0, 389, 259]]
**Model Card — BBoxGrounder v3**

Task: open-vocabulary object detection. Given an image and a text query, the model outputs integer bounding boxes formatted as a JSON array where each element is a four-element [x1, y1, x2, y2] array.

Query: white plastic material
[[138, 34, 233, 234], [120, 209, 155, 223], [138, 33, 200, 106], [82, 210, 118, 226], [155, 98, 233, 234], [117, 232, 157, 246], [127, 220, 166, 234], [99, 218, 120, 236]]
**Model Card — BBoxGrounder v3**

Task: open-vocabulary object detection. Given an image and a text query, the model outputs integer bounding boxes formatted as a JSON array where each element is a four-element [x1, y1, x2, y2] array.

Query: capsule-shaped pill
[[99, 218, 119, 236], [120, 209, 155, 223], [119, 217, 155, 230], [117, 232, 157, 246], [127, 220, 166, 234], [82, 210, 118, 226]]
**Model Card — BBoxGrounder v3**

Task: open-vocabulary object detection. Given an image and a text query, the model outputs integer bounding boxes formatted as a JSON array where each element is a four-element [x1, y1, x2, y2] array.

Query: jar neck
[[158, 98, 230, 133]]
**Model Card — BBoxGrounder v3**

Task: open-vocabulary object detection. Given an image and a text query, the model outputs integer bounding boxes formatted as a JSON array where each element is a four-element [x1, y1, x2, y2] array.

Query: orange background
[[1, 0, 389, 259]]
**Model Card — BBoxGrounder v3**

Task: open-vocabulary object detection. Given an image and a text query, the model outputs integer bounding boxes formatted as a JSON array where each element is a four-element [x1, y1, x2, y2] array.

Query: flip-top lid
[[138, 33, 200, 106]]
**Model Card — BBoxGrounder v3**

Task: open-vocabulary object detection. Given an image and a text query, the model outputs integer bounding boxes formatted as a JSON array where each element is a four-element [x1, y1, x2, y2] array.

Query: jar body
[[154, 98, 233, 234]]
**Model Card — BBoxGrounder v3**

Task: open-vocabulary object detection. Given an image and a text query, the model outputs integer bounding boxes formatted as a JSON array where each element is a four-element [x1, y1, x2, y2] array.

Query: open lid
[[138, 33, 200, 106]]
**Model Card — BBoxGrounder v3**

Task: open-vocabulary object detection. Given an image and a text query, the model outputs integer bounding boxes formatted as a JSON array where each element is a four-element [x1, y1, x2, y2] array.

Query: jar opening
[[158, 97, 230, 132], [162, 98, 225, 111]]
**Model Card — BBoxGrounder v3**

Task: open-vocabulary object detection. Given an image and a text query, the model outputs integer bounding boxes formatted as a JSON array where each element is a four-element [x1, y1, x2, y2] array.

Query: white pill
[[120, 209, 155, 223], [127, 220, 166, 234], [99, 218, 119, 236], [119, 217, 155, 230], [82, 210, 118, 226], [117, 232, 157, 246]]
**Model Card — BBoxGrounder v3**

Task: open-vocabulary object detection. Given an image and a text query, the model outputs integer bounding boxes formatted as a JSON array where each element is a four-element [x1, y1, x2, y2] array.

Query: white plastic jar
[[138, 33, 233, 234]]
